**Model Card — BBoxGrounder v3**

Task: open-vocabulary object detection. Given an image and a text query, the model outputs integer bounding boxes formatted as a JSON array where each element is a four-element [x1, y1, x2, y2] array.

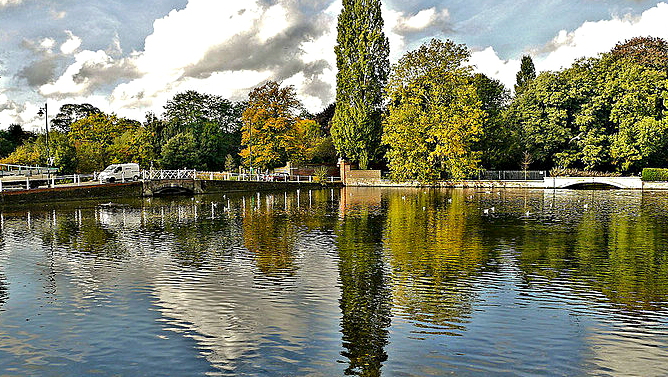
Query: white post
[[26, 177, 30, 190], [297, 175, 300, 183], [0, 179, 3, 192], [309, 175, 312, 183], [122, 171, 125, 183], [210, 172, 214, 180], [52, 176, 56, 186]]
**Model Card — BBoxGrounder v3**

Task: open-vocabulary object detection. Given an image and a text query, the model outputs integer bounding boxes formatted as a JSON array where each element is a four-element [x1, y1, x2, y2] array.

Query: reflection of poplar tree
[[0, 273, 7, 310], [337, 213, 391, 376]]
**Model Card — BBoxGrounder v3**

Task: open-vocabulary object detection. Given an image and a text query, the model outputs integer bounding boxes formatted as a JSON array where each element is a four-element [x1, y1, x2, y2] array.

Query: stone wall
[[0, 182, 142, 206]]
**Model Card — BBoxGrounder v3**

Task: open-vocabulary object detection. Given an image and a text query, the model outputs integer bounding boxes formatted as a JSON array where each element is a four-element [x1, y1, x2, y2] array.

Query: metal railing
[[142, 170, 341, 183], [0, 173, 95, 192], [0, 163, 59, 177], [142, 169, 196, 180], [475, 170, 546, 181]]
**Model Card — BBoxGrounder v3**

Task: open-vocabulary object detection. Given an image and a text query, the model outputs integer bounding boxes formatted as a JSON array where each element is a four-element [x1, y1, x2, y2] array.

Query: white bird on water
[[483, 209, 490, 215], [584, 203, 589, 209], [490, 206, 495, 212], [402, 196, 406, 201], [525, 210, 531, 217], [448, 198, 453, 203]]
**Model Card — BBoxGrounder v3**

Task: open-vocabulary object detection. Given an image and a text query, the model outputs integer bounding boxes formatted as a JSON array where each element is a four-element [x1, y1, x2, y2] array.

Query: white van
[[99, 163, 140, 183]]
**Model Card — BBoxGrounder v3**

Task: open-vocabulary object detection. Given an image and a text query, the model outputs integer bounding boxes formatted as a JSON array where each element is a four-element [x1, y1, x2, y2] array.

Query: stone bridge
[[545, 177, 642, 189], [142, 179, 203, 196]]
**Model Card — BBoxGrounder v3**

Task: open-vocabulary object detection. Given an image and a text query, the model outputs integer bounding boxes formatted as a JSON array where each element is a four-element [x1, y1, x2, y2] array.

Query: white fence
[[0, 163, 59, 177], [0, 169, 341, 193], [143, 170, 341, 183], [0, 174, 95, 192]]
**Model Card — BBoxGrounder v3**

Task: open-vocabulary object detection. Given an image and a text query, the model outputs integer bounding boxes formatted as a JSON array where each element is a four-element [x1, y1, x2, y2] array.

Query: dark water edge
[[1, 188, 667, 376]]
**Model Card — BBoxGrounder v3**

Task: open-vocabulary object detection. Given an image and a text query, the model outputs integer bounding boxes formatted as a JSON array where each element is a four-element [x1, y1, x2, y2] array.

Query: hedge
[[642, 168, 668, 181]]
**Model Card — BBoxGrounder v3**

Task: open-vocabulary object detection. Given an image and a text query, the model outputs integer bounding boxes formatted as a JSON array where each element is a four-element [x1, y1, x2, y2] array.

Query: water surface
[[1, 188, 667, 376]]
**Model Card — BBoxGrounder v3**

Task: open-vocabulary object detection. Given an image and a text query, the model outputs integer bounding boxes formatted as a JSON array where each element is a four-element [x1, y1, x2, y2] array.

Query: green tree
[[108, 127, 154, 167], [382, 39, 485, 182], [68, 113, 139, 168], [50, 131, 77, 174], [159, 91, 244, 170], [472, 73, 516, 169], [505, 71, 577, 169], [224, 154, 235, 172], [160, 132, 199, 169], [330, 0, 390, 169], [515, 55, 536, 95], [50, 103, 102, 132]]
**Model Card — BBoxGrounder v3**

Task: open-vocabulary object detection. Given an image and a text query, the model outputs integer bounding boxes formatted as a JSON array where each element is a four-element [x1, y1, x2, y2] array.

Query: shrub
[[642, 168, 668, 181], [313, 166, 329, 185]]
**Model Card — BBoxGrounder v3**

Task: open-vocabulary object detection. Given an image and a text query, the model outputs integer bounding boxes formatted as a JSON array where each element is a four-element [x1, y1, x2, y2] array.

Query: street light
[[249, 120, 253, 177], [37, 103, 51, 187]]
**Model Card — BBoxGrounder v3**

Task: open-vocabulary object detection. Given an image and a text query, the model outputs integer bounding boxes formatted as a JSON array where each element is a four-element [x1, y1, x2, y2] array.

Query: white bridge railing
[[142, 169, 196, 180], [141, 169, 341, 183]]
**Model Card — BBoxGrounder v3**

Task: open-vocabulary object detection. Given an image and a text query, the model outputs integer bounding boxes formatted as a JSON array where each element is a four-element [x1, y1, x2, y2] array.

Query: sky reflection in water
[[0, 188, 667, 376]]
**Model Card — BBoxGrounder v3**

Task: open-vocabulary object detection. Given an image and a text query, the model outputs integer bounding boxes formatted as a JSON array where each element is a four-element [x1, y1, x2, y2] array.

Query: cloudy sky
[[1, 0, 667, 131]]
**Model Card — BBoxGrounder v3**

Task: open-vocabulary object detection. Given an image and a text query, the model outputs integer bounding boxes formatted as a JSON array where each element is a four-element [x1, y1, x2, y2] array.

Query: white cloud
[[258, 4, 289, 43], [40, 38, 55, 50], [396, 8, 449, 32], [383, 5, 450, 62], [537, 2, 668, 71], [24, 0, 668, 129], [40, 50, 114, 96], [60, 30, 82, 55], [470, 47, 521, 90], [470, 2, 668, 90], [51, 10, 66, 20], [0, 0, 23, 8]]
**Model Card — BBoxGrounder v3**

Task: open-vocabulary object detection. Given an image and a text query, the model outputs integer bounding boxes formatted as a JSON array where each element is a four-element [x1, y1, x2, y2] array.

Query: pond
[[0, 187, 667, 376]]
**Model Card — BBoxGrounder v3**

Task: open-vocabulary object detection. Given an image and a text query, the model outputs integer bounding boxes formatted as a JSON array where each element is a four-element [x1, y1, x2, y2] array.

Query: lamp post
[[37, 103, 51, 187], [248, 120, 253, 178]]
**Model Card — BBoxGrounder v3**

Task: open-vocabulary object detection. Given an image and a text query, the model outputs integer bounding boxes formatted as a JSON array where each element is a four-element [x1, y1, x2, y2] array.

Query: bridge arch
[[559, 182, 622, 189], [549, 177, 642, 190], [143, 180, 202, 196]]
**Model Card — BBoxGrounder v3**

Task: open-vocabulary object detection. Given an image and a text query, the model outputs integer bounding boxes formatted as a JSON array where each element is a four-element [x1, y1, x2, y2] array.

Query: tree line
[[2, 0, 666, 182]]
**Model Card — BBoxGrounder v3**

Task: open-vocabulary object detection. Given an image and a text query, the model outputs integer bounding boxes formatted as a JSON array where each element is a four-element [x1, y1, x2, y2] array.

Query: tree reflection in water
[[337, 208, 392, 377], [0, 273, 7, 311], [515, 191, 668, 311], [383, 189, 498, 331]]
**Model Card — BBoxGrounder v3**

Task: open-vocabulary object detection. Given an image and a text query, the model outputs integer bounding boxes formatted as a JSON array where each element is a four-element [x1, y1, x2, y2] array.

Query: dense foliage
[[331, 0, 389, 169], [240, 81, 325, 170], [642, 168, 668, 181], [383, 39, 485, 182], [2, 35, 667, 180], [508, 37, 668, 172]]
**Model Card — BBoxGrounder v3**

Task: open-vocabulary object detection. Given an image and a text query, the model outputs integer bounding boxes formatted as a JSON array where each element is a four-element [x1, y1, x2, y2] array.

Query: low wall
[[0, 182, 142, 206], [344, 177, 668, 190], [344, 170, 382, 186], [345, 179, 546, 188], [198, 180, 338, 193]]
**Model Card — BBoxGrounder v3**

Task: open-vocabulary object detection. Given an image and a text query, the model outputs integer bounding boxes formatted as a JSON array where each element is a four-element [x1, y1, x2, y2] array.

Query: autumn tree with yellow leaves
[[382, 39, 485, 182], [240, 81, 319, 170]]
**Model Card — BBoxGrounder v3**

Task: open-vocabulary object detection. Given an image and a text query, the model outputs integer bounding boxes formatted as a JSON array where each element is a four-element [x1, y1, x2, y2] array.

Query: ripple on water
[[1, 189, 668, 376]]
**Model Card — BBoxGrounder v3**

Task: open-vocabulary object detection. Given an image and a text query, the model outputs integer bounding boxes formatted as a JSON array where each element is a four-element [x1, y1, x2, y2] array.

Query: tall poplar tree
[[331, 0, 390, 169]]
